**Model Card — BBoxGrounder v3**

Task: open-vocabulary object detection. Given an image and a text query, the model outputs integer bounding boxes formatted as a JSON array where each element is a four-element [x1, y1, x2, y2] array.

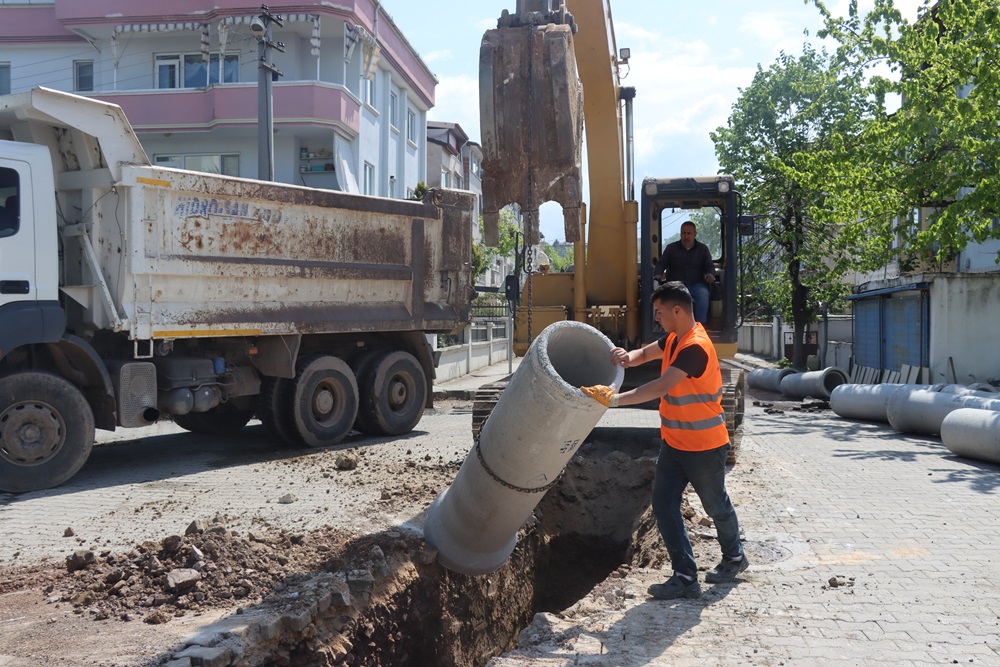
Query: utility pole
[[253, 4, 285, 181]]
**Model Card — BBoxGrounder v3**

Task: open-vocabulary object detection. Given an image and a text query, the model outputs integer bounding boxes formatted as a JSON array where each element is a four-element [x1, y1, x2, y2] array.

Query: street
[[1, 385, 1000, 666]]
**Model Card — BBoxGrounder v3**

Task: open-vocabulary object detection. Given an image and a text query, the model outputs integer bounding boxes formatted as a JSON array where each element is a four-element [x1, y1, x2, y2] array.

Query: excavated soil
[[0, 426, 713, 667]]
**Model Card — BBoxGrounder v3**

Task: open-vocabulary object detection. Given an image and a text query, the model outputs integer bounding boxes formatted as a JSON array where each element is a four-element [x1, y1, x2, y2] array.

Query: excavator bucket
[[480, 0, 583, 246]]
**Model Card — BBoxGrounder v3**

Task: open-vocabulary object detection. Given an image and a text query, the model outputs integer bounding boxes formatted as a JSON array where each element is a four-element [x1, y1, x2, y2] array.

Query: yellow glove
[[581, 385, 618, 408]]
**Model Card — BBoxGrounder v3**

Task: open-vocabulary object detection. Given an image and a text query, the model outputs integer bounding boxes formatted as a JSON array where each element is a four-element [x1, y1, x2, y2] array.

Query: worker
[[653, 221, 716, 325], [581, 281, 748, 600]]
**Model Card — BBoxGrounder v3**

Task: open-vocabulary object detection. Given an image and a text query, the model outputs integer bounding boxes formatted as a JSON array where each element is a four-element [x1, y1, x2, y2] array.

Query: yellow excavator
[[477, 0, 752, 460]]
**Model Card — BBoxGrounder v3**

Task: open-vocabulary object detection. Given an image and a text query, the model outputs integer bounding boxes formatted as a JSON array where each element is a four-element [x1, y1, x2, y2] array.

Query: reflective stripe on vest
[[659, 323, 730, 451]]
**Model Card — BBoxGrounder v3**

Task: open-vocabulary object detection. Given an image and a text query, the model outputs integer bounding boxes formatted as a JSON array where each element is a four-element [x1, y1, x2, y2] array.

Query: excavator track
[[470, 362, 747, 464]]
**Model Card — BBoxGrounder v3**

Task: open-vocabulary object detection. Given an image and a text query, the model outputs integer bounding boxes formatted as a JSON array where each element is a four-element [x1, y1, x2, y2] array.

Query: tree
[[471, 208, 521, 281], [711, 44, 873, 367], [810, 0, 1000, 268]]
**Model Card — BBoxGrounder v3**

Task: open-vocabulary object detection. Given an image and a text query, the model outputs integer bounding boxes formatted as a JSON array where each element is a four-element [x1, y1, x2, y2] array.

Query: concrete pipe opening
[[778, 367, 848, 400]]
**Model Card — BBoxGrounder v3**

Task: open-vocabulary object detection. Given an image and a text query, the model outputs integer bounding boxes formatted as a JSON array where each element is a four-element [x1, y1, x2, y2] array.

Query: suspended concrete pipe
[[778, 367, 849, 400], [423, 320, 624, 576], [747, 368, 795, 393], [830, 383, 930, 423], [941, 408, 1000, 464], [886, 389, 1000, 436]]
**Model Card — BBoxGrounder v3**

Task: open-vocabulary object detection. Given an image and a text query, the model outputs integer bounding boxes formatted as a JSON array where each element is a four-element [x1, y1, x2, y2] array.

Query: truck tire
[[288, 354, 359, 447], [350, 350, 383, 435], [0, 372, 95, 493], [258, 377, 296, 446], [358, 351, 427, 436], [173, 397, 255, 436]]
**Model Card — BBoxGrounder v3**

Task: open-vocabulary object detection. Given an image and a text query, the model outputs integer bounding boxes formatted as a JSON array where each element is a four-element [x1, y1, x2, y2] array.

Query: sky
[[379, 0, 926, 243]]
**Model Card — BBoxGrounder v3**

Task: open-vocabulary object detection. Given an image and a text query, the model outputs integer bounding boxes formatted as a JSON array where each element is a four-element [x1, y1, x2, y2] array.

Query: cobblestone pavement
[[494, 391, 1000, 667]]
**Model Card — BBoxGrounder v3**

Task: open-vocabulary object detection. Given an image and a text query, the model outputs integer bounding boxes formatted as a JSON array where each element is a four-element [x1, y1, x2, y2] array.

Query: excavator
[[476, 0, 753, 461]]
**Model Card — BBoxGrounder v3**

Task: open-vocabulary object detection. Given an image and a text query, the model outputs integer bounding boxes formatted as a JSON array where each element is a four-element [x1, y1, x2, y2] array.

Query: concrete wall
[[930, 274, 1000, 385], [738, 323, 775, 358], [435, 322, 511, 382]]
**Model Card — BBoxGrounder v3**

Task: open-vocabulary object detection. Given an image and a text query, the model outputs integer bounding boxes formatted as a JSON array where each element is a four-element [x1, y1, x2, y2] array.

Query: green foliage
[[410, 181, 429, 200], [811, 0, 1000, 266], [712, 44, 863, 366], [471, 208, 521, 279], [539, 241, 576, 272]]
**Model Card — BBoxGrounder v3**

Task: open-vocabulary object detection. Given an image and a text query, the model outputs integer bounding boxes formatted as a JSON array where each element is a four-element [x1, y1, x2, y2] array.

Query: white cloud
[[427, 74, 481, 142], [422, 49, 452, 64]]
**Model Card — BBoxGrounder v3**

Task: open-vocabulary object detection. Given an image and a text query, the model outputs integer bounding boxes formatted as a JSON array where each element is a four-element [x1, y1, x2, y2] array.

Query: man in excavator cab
[[653, 220, 717, 325]]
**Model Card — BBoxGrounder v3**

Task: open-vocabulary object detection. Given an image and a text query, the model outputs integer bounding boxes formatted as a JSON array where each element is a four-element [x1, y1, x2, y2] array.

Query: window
[[74, 61, 94, 92], [407, 110, 416, 143], [0, 64, 11, 95], [157, 53, 238, 89], [0, 167, 20, 238], [441, 168, 451, 188], [389, 92, 399, 129], [155, 153, 239, 177], [363, 162, 375, 195], [363, 76, 376, 108], [389, 175, 396, 198]]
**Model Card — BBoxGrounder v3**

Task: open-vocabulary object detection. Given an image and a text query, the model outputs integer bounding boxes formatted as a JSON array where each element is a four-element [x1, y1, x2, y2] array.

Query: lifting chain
[[473, 413, 563, 494], [525, 243, 534, 349]]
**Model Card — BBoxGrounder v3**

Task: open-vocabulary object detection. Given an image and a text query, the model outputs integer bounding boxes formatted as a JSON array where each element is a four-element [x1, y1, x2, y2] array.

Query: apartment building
[[0, 0, 434, 198]]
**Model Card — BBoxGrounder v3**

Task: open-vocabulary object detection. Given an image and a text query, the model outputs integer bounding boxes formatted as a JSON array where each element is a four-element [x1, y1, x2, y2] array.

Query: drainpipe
[[424, 320, 624, 575]]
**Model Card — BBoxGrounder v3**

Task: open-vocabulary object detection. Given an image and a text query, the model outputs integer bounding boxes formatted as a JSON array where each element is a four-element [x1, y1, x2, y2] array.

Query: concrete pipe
[[941, 408, 1000, 464], [886, 389, 1000, 435], [937, 384, 999, 399], [423, 320, 624, 576], [830, 384, 928, 423], [969, 383, 997, 394], [747, 368, 795, 393], [778, 367, 849, 400]]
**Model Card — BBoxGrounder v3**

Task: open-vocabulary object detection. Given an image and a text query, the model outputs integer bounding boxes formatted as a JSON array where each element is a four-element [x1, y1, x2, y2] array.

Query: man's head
[[679, 221, 697, 249], [651, 281, 695, 335]]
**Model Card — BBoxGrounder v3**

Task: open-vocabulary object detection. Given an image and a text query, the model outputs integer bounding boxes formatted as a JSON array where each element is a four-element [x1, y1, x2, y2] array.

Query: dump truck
[[0, 87, 476, 493], [476, 0, 753, 460]]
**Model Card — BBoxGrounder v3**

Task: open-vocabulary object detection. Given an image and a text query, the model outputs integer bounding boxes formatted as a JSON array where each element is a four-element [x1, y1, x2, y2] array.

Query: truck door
[[0, 163, 34, 308]]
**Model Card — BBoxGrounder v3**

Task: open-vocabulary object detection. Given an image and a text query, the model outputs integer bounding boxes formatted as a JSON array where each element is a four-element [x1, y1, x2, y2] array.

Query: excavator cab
[[640, 175, 752, 360]]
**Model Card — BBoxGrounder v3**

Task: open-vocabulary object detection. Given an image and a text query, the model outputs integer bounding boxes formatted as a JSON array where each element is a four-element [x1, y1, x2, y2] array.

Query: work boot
[[647, 573, 702, 600], [704, 553, 750, 583]]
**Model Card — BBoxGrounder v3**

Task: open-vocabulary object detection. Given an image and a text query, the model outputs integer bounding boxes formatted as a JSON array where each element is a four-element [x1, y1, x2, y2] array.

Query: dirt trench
[[271, 427, 672, 667]]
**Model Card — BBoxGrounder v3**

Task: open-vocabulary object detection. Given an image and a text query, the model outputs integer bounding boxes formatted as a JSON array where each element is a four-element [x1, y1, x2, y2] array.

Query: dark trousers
[[652, 441, 743, 576]]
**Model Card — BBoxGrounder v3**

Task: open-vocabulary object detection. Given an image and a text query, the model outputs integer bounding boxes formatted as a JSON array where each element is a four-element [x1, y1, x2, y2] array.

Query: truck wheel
[[358, 351, 427, 436], [258, 377, 296, 446], [173, 397, 255, 436], [288, 355, 359, 447], [350, 350, 383, 434], [0, 372, 95, 493]]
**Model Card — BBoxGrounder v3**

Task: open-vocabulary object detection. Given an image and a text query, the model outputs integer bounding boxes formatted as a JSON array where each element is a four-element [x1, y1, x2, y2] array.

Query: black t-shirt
[[657, 334, 709, 378]]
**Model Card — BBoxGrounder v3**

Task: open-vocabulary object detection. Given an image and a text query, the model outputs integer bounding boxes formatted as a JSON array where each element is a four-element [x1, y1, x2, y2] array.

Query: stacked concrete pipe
[[937, 384, 999, 399], [778, 367, 849, 400], [830, 384, 930, 423], [747, 368, 795, 393], [941, 408, 1000, 464], [423, 320, 624, 576], [885, 388, 1000, 435]]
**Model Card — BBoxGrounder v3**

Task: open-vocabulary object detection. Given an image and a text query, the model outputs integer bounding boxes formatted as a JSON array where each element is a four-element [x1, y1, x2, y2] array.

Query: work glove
[[581, 385, 618, 408]]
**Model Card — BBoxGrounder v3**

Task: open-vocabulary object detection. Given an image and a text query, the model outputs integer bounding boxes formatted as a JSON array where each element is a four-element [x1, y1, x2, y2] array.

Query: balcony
[[94, 82, 361, 137]]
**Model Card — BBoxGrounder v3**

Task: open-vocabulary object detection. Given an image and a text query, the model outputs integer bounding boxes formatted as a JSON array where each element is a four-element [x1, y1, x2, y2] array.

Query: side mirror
[[738, 215, 755, 236]]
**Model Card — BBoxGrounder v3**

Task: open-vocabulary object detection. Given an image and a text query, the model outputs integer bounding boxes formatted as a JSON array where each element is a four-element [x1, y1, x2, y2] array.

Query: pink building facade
[[0, 0, 435, 196]]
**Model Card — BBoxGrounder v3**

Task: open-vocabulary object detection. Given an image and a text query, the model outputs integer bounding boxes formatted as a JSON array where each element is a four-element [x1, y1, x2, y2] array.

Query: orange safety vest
[[659, 323, 729, 451]]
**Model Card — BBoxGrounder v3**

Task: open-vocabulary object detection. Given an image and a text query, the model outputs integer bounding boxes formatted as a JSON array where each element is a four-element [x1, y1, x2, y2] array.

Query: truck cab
[[0, 141, 64, 358]]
